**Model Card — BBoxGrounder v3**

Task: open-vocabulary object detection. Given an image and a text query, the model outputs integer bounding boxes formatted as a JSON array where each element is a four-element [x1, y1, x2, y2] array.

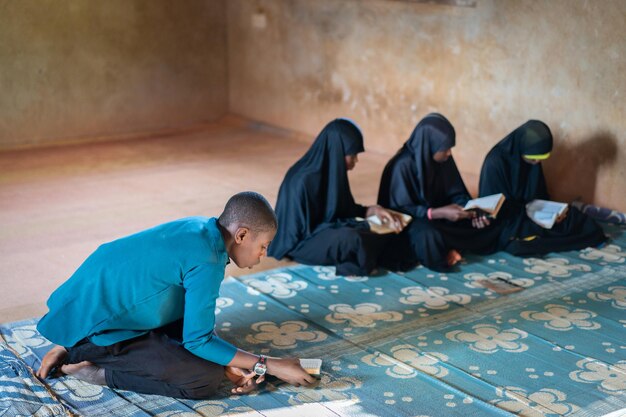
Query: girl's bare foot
[[37, 345, 68, 379], [446, 249, 462, 267]]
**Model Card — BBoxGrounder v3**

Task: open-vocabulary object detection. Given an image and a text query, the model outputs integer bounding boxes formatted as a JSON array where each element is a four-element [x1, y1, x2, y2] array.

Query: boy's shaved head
[[218, 191, 277, 232]]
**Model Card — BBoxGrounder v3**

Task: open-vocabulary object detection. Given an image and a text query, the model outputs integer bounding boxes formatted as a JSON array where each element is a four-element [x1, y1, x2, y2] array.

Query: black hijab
[[269, 118, 366, 259], [479, 119, 552, 206], [378, 113, 470, 217]]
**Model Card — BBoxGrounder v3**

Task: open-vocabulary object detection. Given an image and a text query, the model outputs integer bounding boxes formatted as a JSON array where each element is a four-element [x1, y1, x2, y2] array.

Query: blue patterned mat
[[2, 223, 626, 417]]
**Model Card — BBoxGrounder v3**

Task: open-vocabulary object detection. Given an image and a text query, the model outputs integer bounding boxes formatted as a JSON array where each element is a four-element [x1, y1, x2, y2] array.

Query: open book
[[526, 199, 568, 229], [463, 193, 506, 218], [299, 358, 322, 375], [359, 209, 412, 235]]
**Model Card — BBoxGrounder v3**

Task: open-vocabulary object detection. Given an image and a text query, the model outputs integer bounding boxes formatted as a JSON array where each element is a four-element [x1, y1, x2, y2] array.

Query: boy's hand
[[225, 366, 264, 394], [266, 357, 315, 387], [37, 345, 68, 379]]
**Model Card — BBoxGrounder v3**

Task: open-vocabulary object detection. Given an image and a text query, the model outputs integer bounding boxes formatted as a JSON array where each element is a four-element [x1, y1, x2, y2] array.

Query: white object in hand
[[299, 358, 322, 375]]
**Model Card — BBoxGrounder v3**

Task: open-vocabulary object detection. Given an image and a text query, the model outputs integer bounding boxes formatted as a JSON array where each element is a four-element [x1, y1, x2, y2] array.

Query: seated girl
[[269, 118, 411, 276], [478, 120, 606, 255], [378, 113, 501, 272]]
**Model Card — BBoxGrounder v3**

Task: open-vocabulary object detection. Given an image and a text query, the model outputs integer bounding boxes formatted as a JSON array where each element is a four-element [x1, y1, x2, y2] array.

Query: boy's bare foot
[[37, 345, 68, 379], [61, 361, 106, 385]]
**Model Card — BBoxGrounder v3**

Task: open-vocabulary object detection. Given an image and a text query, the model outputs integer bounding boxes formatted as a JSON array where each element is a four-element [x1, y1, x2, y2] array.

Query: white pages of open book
[[463, 193, 505, 218], [365, 211, 412, 234], [525, 199, 568, 229], [299, 358, 322, 375]]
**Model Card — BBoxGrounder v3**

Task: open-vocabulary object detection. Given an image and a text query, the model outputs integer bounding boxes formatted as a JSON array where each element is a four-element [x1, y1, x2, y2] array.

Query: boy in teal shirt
[[37, 192, 315, 399]]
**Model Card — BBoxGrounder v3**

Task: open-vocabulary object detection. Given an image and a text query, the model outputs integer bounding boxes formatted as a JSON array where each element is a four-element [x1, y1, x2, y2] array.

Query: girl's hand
[[471, 215, 491, 229]]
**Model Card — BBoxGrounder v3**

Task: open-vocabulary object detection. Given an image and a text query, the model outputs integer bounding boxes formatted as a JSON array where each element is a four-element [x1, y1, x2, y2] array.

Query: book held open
[[525, 199, 568, 229], [357, 209, 412, 235], [463, 193, 506, 218]]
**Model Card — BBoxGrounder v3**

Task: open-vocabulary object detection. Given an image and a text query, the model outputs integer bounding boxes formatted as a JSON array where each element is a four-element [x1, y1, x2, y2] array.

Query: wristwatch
[[253, 355, 267, 376]]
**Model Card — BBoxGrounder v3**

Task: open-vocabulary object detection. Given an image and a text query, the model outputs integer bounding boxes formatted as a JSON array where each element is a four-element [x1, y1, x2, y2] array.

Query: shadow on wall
[[544, 130, 618, 205]]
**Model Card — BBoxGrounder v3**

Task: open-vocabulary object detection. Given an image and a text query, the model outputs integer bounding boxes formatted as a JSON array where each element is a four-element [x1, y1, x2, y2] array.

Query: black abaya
[[478, 120, 606, 255], [269, 119, 410, 276]]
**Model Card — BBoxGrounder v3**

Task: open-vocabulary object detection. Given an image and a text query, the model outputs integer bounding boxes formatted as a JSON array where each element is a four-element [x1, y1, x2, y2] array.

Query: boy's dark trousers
[[64, 320, 225, 399]]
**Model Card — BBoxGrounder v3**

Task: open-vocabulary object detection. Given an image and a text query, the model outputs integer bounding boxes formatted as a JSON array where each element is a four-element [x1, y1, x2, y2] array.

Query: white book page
[[299, 358, 322, 375], [464, 193, 503, 211], [526, 199, 568, 229], [366, 215, 383, 226], [527, 199, 567, 215], [366, 212, 412, 225]]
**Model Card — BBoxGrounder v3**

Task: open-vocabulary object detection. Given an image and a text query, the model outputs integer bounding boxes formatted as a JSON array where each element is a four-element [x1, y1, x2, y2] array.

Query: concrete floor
[[0, 116, 391, 323]]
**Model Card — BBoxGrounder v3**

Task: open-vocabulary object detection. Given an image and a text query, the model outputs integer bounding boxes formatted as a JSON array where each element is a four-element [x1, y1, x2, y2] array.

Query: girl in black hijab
[[269, 118, 410, 276], [378, 113, 501, 272], [478, 120, 606, 255]]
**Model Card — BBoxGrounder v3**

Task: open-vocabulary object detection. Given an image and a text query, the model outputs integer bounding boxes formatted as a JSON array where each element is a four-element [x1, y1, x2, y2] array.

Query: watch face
[[253, 362, 267, 376]]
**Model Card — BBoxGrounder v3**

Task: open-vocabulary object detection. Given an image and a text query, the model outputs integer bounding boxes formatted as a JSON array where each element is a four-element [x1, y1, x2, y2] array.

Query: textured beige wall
[[228, 0, 626, 211], [0, 0, 227, 148]]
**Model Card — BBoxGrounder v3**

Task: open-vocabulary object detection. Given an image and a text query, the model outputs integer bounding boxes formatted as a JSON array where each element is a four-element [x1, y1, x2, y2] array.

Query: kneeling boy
[[36, 191, 315, 398]]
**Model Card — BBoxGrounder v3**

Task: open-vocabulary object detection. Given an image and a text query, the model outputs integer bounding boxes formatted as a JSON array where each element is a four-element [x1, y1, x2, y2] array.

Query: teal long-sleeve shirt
[[37, 217, 238, 366]]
